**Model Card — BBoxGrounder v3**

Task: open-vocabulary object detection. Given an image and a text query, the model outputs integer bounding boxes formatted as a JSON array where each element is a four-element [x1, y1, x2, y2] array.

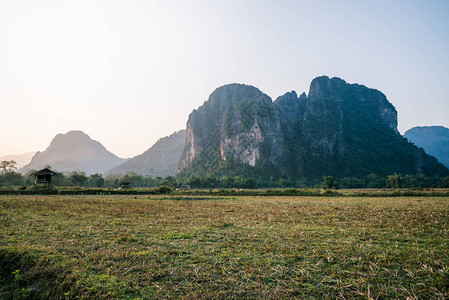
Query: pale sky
[[1, 0, 448, 158]]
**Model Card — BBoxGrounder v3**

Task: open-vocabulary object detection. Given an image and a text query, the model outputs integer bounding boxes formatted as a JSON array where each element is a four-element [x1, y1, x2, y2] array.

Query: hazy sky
[[1, 0, 448, 158]]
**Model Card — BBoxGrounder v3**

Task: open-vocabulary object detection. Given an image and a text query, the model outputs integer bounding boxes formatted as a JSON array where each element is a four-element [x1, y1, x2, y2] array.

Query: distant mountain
[[178, 77, 449, 179], [0, 152, 36, 168], [105, 130, 186, 177], [21, 131, 125, 174], [404, 126, 449, 168]]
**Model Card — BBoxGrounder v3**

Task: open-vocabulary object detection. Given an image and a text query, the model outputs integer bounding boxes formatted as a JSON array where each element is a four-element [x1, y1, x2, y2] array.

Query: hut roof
[[33, 168, 57, 176]]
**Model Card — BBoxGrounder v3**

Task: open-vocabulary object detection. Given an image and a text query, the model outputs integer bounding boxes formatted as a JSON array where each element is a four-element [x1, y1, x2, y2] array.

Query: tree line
[[1, 160, 449, 189]]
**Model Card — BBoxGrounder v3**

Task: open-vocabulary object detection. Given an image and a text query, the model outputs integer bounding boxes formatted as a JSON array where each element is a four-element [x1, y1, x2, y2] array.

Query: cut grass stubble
[[0, 195, 448, 298]]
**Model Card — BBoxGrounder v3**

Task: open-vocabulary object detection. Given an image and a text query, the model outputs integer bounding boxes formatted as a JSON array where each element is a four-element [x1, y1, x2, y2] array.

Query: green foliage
[[386, 173, 403, 188], [163, 175, 177, 187], [69, 172, 88, 186], [87, 173, 104, 188], [183, 79, 449, 183], [322, 176, 339, 189], [0, 171, 23, 187], [30, 187, 59, 194], [263, 188, 321, 196], [444, 176, 449, 188], [0, 160, 23, 187], [154, 185, 172, 194], [1, 166, 448, 190], [0, 248, 77, 299], [0, 160, 18, 173]]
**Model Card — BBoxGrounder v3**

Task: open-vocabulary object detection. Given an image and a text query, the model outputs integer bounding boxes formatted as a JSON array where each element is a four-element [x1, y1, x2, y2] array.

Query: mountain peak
[[180, 83, 282, 171], [50, 130, 92, 147], [178, 77, 448, 179], [212, 83, 262, 94], [308, 76, 347, 99], [206, 84, 267, 108], [22, 131, 124, 174]]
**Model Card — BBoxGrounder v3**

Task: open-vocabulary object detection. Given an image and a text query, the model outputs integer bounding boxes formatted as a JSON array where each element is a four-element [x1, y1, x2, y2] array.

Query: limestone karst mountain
[[178, 76, 449, 179], [178, 84, 284, 175], [105, 130, 186, 177], [21, 131, 125, 175], [17, 77, 449, 181], [404, 126, 449, 168]]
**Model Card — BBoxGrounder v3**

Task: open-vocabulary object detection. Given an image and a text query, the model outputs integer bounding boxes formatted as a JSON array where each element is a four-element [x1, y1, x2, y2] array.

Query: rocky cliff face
[[405, 126, 449, 168], [306, 76, 397, 134], [287, 76, 405, 178], [179, 84, 285, 175], [178, 77, 449, 179]]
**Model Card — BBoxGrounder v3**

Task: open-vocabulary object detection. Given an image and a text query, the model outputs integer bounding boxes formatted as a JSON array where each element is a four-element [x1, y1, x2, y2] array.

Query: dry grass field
[[1, 195, 448, 298]]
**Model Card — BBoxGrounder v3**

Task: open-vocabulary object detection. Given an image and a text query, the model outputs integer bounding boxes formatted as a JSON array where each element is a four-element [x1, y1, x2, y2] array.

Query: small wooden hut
[[33, 168, 57, 187]]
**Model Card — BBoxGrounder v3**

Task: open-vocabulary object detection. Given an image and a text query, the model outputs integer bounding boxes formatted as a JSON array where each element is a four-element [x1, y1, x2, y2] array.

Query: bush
[[147, 186, 173, 194]]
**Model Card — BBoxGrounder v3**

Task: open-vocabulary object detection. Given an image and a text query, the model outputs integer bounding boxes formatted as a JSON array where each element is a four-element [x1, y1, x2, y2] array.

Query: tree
[[87, 173, 104, 188], [366, 173, 380, 188], [241, 177, 256, 188], [444, 176, 449, 188], [0, 172, 23, 187], [23, 169, 37, 186], [386, 173, 403, 188], [0, 160, 18, 174], [163, 176, 177, 187], [52, 173, 66, 186], [188, 176, 201, 187], [118, 174, 131, 188], [322, 176, 339, 189], [0, 160, 22, 187], [70, 172, 88, 187], [155, 177, 164, 187]]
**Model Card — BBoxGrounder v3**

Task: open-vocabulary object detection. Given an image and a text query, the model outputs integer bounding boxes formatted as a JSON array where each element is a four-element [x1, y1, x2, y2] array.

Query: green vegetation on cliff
[[178, 77, 449, 180]]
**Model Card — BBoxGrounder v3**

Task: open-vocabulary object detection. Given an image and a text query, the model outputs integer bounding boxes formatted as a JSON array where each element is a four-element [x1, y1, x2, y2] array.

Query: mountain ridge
[[10, 77, 449, 181], [178, 76, 449, 179], [105, 130, 186, 177], [21, 130, 125, 175], [404, 126, 449, 168], [0, 152, 36, 168]]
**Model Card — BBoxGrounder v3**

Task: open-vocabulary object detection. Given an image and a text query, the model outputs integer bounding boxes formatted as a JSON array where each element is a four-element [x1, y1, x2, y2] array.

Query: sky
[[0, 0, 448, 159]]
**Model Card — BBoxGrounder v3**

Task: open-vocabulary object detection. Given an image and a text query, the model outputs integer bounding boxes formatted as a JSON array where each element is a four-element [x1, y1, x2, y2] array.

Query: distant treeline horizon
[[1, 161, 449, 189]]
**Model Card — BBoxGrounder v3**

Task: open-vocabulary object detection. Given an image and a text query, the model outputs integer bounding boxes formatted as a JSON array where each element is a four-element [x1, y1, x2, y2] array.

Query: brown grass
[[1, 195, 448, 298]]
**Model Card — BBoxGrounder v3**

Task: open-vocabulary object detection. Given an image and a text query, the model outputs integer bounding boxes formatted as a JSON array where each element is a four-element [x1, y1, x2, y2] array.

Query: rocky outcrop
[[21, 131, 125, 175], [178, 77, 449, 179], [307, 76, 398, 132], [405, 126, 449, 168], [179, 84, 285, 175], [105, 130, 186, 177], [288, 76, 404, 178]]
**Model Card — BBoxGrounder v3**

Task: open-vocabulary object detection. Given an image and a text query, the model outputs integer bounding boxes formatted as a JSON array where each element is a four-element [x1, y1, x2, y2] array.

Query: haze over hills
[[404, 126, 449, 168], [178, 76, 449, 180], [21, 131, 125, 175], [105, 130, 186, 177], [0, 152, 35, 168], [9, 77, 449, 180]]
